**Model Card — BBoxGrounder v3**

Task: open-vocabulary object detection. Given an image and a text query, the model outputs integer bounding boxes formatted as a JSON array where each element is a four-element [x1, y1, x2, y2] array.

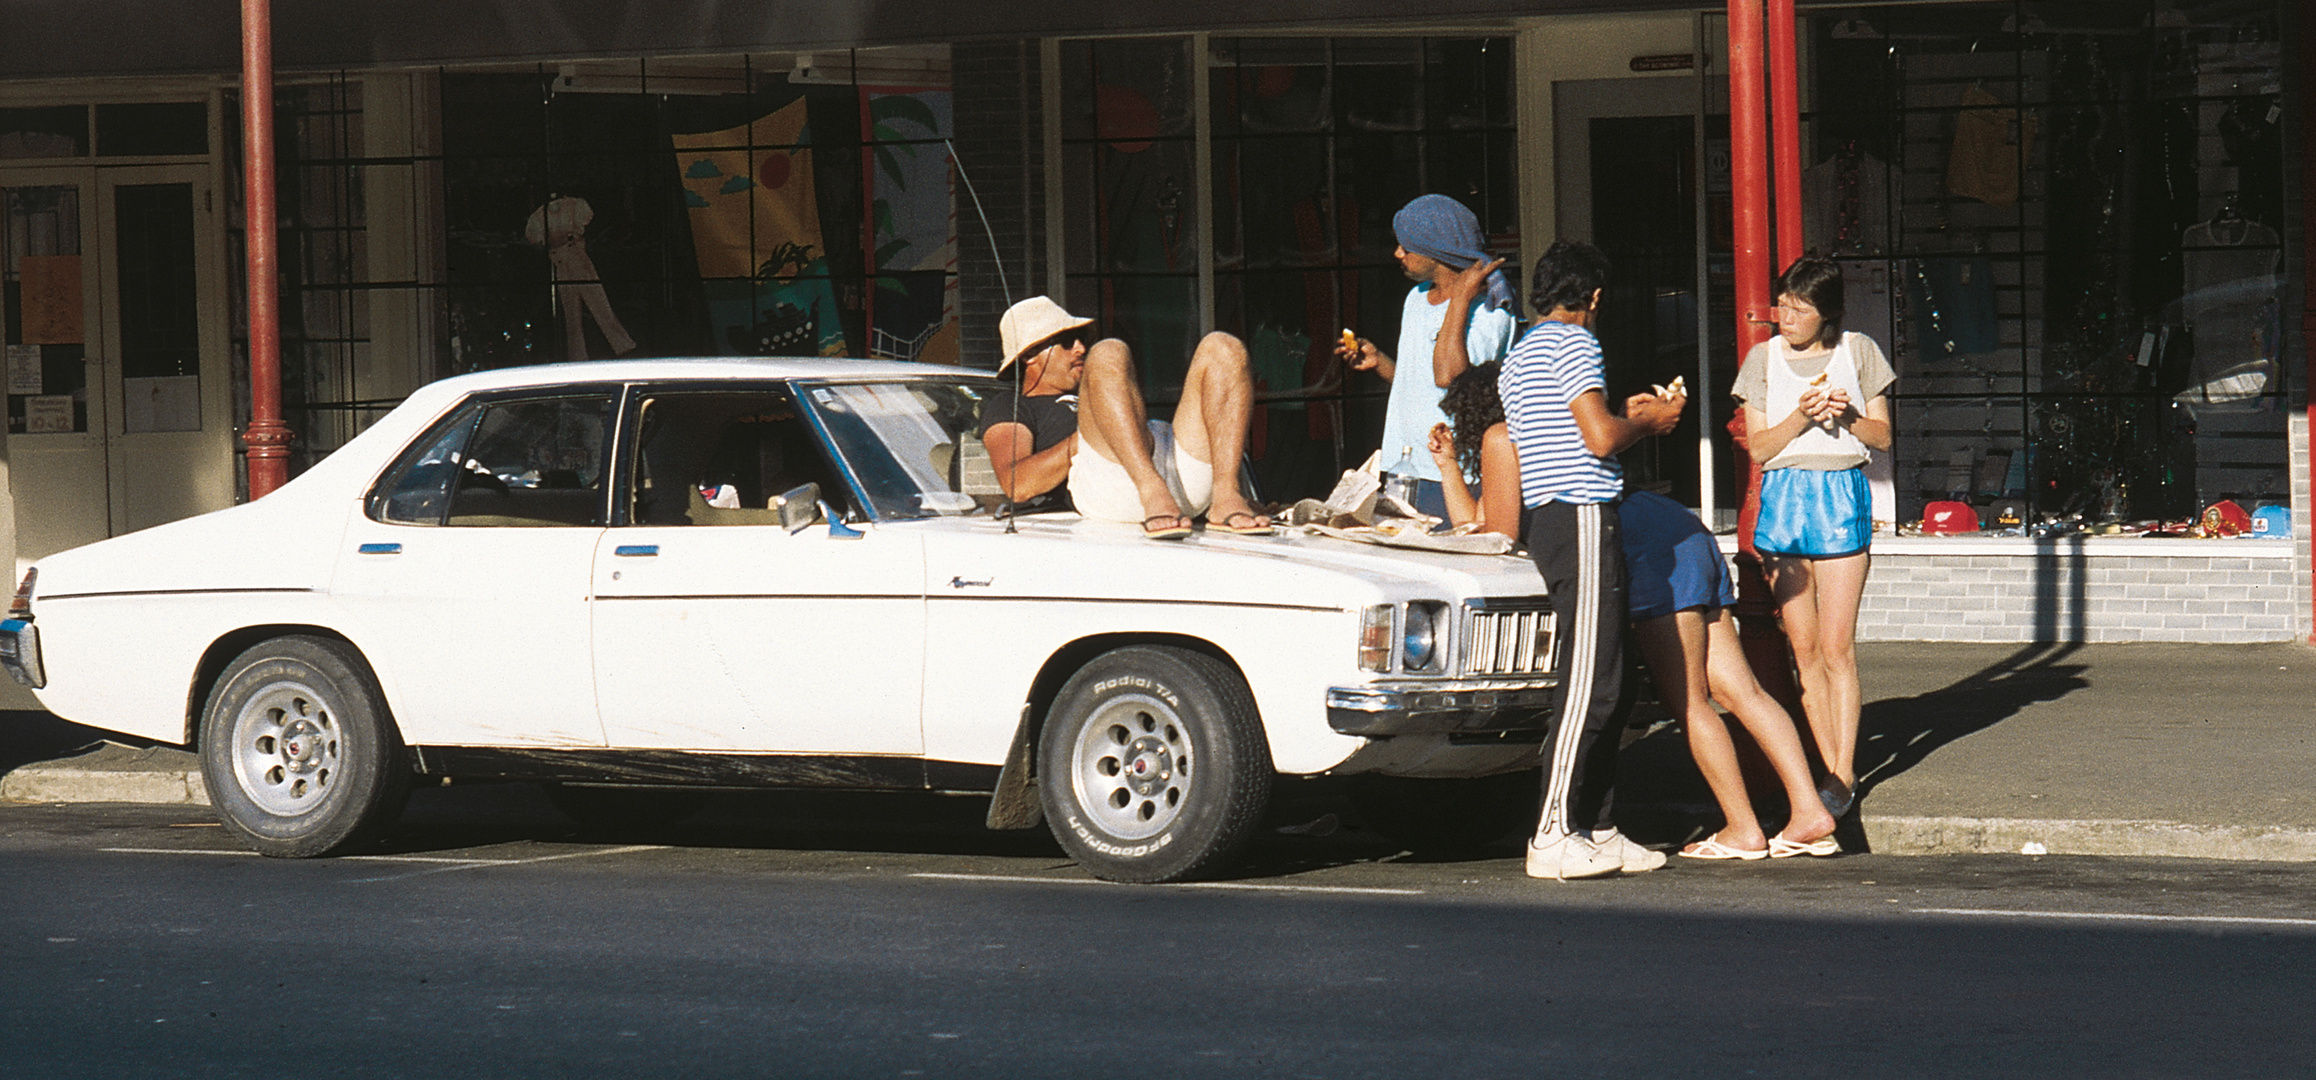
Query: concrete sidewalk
[[5, 642, 2314, 861]]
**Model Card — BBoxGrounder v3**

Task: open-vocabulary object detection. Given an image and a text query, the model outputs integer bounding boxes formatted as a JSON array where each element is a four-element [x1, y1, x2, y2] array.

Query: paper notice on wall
[[5, 345, 43, 395], [17, 255, 83, 344], [24, 395, 74, 433]]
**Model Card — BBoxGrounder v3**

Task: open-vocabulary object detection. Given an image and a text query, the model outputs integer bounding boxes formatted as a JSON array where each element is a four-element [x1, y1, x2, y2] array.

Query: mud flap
[[983, 703, 1044, 831]]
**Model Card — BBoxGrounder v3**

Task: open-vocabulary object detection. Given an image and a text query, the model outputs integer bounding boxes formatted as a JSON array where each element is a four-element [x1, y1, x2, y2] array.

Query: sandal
[[1208, 510, 1274, 536], [1140, 514, 1192, 540], [1679, 836, 1769, 861], [1768, 834, 1840, 858]]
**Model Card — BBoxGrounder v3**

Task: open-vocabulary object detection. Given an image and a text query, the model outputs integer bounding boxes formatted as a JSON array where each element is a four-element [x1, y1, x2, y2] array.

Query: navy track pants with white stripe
[[1525, 499, 1627, 838]]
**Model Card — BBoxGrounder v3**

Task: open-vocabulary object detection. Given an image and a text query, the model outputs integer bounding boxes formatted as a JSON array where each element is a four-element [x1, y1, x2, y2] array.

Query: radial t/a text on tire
[[1037, 644, 1272, 883], [198, 635, 411, 857]]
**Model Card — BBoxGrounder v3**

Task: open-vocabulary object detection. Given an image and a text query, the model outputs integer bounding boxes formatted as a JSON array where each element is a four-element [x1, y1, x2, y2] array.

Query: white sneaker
[[1525, 831, 1623, 880], [1589, 828, 1667, 874]]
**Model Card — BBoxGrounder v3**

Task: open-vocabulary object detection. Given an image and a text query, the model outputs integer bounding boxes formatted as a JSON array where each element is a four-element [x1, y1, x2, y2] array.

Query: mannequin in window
[[525, 195, 639, 361]]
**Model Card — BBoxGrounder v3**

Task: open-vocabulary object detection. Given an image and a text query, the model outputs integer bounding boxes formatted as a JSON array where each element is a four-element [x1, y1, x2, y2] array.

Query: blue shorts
[[1620, 491, 1736, 621], [1756, 466, 1871, 558]]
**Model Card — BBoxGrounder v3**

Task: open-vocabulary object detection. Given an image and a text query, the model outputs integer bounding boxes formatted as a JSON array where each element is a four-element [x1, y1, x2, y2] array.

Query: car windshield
[[799, 379, 1007, 521]]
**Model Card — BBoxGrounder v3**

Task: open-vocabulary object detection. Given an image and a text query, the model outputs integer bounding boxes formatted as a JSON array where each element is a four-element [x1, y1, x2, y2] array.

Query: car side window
[[626, 389, 845, 527], [368, 402, 483, 525], [368, 394, 615, 527], [444, 395, 616, 527]]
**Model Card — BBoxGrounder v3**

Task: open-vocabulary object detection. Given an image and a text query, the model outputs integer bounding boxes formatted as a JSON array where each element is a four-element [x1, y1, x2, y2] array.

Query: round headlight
[[1402, 604, 1437, 671]]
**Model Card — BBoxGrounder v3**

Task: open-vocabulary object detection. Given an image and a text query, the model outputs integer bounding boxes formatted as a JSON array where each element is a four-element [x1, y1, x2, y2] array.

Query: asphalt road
[[5, 788, 2312, 1079]]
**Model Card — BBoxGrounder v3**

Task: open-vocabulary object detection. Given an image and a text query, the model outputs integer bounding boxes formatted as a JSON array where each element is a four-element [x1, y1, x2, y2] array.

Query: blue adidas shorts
[[1756, 465, 1871, 558]]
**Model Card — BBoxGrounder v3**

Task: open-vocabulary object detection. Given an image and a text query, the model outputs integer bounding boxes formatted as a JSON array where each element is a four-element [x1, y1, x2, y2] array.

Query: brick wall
[[951, 41, 1047, 371], [1724, 538, 2302, 643]]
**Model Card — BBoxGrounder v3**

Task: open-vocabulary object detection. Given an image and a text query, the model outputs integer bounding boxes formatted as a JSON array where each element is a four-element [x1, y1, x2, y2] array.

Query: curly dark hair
[[1440, 362, 1504, 479]]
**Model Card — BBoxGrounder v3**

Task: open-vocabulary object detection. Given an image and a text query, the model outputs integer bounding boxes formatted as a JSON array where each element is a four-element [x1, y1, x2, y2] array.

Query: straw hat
[[998, 296, 1093, 371]]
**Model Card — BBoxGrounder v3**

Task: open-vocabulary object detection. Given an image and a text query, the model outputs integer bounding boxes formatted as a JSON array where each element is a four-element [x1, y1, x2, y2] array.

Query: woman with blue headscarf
[[1337, 194, 1518, 521]]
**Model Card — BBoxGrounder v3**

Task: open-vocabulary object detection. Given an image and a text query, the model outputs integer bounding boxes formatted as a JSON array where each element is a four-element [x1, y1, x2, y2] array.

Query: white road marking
[[107, 848, 521, 866], [1915, 907, 2316, 928], [345, 845, 666, 883], [101, 847, 256, 857], [344, 855, 521, 865], [909, 872, 1422, 896]]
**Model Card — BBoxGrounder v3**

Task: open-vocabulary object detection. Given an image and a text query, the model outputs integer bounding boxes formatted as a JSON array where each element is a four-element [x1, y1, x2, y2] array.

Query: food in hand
[[1651, 376, 1686, 399], [1340, 328, 1359, 352]]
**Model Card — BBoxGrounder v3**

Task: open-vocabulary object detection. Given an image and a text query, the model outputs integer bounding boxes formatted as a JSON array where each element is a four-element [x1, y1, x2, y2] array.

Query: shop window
[[1060, 35, 1516, 501], [224, 79, 368, 474], [436, 50, 959, 383], [2, 185, 88, 434], [0, 106, 88, 159], [1706, 1, 2290, 532], [95, 102, 208, 157]]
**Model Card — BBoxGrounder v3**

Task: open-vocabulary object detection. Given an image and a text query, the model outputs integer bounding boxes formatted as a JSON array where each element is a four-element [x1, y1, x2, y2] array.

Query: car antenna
[[946, 138, 1022, 534]]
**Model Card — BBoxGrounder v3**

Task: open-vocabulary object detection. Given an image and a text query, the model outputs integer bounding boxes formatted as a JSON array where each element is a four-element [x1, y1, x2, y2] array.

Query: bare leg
[[1634, 611, 1765, 852], [1799, 550, 1868, 787], [1700, 610, 1836, 843], [1075, 338, 1187, 529], [1170, 331, 1268, 528], [1764, 551, 1867, 789]]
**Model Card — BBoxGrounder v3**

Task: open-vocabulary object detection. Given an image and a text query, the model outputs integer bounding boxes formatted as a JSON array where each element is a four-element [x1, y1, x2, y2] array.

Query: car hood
[[910, 513, 1548, 609]]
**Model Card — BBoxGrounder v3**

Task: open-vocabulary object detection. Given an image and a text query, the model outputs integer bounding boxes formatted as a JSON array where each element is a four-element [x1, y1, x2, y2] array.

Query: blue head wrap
[[1392, 194, 1516, 312]]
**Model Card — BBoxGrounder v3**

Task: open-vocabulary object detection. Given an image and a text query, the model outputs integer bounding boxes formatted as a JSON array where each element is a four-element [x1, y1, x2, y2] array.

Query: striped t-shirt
[[1502, 319, 1623, 507]]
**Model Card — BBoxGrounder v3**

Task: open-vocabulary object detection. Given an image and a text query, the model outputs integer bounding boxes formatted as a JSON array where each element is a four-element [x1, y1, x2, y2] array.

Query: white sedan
[[0, 358, 1563, 882]]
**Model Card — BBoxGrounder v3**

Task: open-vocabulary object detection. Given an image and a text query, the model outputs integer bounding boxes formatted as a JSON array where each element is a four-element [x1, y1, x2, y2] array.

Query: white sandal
[[1679, 836, 1770, 861]]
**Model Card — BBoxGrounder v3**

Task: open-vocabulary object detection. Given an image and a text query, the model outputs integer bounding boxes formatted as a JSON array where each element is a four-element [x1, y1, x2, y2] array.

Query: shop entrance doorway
[[2, 164, 234, 574], [1553, 76, 1707, 509]]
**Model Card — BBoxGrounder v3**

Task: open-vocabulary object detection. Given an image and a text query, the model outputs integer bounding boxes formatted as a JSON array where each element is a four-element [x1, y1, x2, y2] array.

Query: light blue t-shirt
[[1383, 283, 1517, 483]]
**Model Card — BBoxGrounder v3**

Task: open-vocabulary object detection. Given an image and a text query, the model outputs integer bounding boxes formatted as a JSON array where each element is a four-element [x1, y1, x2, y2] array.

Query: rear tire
[[198, 636, 409, 857], [1038, 645, 1271, 883]]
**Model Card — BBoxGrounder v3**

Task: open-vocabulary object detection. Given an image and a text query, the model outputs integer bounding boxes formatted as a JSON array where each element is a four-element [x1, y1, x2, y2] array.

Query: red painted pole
[[1728, 0, 1803, 712], [240, 0, 291, 498], [1768, 0, 1804, 272], [1727, 0, 1775, 369]]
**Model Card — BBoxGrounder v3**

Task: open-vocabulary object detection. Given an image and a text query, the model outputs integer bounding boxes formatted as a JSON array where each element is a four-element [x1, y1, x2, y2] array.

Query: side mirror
[[775, 483, 821, 533]]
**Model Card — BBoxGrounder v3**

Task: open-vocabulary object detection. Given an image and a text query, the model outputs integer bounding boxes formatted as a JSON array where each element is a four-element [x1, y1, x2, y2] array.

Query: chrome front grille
[[1460, 598, 1556, 677]]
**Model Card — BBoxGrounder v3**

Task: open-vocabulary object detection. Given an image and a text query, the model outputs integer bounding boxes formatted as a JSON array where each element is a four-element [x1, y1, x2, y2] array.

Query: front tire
[[198, 636, 410, 857], [1038, 645, 1272, 883]]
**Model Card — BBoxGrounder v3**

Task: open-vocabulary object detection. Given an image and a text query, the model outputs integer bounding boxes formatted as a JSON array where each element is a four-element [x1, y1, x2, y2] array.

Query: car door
[[331, 390, 616, 748], [589, 384, 926, 755]]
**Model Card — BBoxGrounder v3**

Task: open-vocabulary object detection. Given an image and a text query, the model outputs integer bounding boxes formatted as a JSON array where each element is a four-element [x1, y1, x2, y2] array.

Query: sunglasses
[[1038, 328, 1091, 353]]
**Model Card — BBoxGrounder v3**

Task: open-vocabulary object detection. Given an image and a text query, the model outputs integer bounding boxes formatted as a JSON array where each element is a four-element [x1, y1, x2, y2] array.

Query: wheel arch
[[182, 625, 381, 748]]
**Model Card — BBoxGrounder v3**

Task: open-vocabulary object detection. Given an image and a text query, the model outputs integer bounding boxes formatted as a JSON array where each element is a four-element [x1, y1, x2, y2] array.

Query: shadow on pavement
[[0, 711, 132, 775], [1837, 641, 2091, 849]]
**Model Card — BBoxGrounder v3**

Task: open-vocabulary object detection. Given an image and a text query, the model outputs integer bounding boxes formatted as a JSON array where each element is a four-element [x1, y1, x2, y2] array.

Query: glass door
[[97, 166, 232, 535], [2, 164, 229, 572], [3, 172, 106, 571]]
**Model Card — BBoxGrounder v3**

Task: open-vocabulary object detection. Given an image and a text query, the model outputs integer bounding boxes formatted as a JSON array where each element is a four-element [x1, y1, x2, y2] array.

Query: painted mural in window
[[440, 56, 956, 375]]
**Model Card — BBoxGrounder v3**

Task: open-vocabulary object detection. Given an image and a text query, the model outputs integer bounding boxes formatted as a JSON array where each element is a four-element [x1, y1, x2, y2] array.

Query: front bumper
[[1325, 679, 1556, 737], [0, 619, 43, 689]]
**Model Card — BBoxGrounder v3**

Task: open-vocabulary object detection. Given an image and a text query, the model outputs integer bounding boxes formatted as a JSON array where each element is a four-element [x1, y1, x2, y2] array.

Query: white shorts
[[1069, 419, 1214, 523]]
